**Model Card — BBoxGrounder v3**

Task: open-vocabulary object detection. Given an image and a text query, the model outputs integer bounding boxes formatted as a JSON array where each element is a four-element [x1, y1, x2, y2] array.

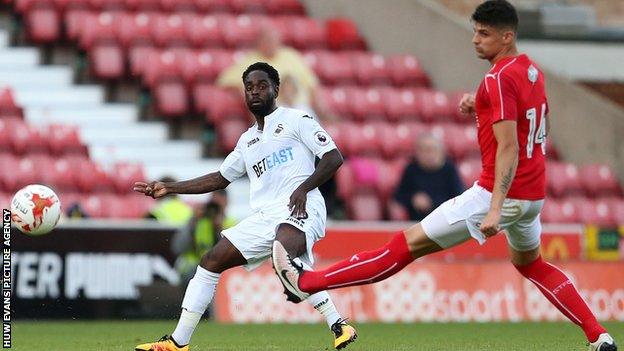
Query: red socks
[[515, 256, 606, 342], [299, 232, 414, 294]]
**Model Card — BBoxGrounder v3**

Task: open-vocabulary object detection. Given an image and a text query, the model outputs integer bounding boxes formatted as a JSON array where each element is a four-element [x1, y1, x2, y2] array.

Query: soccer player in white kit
[[133, 62, 357, 351]]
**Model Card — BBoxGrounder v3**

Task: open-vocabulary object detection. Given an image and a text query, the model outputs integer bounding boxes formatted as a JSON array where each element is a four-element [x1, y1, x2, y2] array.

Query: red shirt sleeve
[[485, 72, 518, 122]]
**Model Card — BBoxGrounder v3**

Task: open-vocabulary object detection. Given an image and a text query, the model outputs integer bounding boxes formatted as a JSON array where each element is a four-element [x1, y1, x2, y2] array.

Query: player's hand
[[288, 187, 308, 219], [479, 210, 501, 238], [459, 93, 476, 115], [411, 192, 432, 212], [133, 181, 169, 199]]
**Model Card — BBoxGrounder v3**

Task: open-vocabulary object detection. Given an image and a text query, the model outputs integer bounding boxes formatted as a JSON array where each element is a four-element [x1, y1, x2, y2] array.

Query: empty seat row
[[0, 117, 88, 156], [541, 197, 624, 227], [547, 162, 622, 198], [0, 153, 145, 194], [16, 0, 306, 17]]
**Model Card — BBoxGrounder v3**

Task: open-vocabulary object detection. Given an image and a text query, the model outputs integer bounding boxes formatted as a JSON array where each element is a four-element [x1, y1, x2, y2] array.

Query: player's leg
[[135, 237, 246, 351], [275, 224, 357, 350], [273, 189, 476, 297], [506, 205, 616, 350]]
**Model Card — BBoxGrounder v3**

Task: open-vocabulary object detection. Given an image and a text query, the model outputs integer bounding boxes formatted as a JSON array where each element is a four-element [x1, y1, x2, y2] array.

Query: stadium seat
[[124, 0, 162, 12], [107, 194, 154, 218], [267, 0, 306, 15], [230, 0, 268, 14], [47, 124, 88, 156], [0, 193, 11, 210], [609, 199, 624, 225], [76, 160, 114, 193], [387, 54, 429, 87], [80, 12, 125, 79], [347, 192, 383, 221], [458, 158, 482, 187], [159, 0, 197, 13], [2, 157, 38, 192], [0, 118, 22, 152], [153, 13, 193, 47], [445, 125, 480, 161], [186, 15, 224, 48], [290, 17, 326, 50], [379, 122, 426, 158], [145, 50, 190, 116], [110, 162, 146, 194], [221, 14, 264, 48], [541, 198, 582, 224], [88, 0, 127, 11], [325, 18, 366, 51], [546, 162, 584, 198], [65, 8, 91, 41], [315, 86, 352, 119], [119, 13, 158, 77], [10, 122, 48, 155], [352, 52, 391, 86], [417, 89, 454, 123], [0, 88, 24, 119], [346, 122, 385, 156], [314, 52, 356, 86], [579, 164, 622, 198], [577, 198, 616, 226], [194, 0, 232, 13], [322, 121, 349, 155], [79, 194, 108, 218], [198, 86, 247, 122], [376, 158, 407, 200], [216, 119, 250, 153], [182, 49, 234, 87], [335, 160, 354, 200], [383, 88, 422, 122], [23, 1, 61, 43], [349, 87, 387, 121]]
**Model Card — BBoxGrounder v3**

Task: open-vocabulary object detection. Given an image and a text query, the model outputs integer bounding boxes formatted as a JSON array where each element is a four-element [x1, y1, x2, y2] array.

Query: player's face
[[471, 22, 511, 60], [244, 70, 278, 116]]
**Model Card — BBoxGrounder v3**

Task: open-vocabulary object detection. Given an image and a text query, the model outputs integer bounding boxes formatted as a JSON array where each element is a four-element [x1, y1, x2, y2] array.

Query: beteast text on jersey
[[252, 147, 295, 178]]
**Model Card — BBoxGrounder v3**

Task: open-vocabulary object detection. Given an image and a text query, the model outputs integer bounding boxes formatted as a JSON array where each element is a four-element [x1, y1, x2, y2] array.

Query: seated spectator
[[146, 176, 194, 226], [394, 134, 464, 221], [171, 189, 236, 282], [216, 26, 327, 116]]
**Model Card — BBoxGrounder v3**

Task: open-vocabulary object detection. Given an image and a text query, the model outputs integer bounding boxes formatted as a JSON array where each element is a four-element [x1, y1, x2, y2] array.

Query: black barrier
[[11, 220, 183, 319]]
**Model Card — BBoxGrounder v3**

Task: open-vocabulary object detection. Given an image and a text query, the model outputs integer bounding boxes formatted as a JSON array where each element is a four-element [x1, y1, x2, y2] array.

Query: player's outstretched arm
[[289, 149, 343, 218], [133, 172, 231, 198]]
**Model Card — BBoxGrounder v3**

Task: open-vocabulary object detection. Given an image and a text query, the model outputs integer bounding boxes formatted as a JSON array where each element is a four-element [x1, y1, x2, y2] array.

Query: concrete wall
[[303, 0, 624, 180]]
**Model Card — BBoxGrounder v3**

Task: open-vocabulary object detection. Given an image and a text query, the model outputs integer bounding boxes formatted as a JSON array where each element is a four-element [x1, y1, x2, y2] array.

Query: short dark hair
[[242, 62, 280, 87], [471, 0, 518, 32]]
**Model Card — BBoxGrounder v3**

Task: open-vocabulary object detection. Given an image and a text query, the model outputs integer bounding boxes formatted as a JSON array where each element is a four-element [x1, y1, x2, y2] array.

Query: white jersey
[[219, 106, 337, 213]]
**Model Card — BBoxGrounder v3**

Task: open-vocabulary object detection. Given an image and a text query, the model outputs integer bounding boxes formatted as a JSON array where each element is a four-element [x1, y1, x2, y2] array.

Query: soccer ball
[[11, 184, 61, 236]]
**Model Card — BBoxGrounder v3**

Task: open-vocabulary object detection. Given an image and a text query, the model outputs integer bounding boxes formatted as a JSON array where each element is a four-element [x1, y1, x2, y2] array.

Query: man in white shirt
[[134, 62, 357, 351]]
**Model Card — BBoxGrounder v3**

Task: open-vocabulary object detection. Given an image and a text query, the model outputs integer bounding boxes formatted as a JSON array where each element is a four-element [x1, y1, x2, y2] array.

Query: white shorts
[[421, 183, 544, 251], [221, 198, 326, 271]]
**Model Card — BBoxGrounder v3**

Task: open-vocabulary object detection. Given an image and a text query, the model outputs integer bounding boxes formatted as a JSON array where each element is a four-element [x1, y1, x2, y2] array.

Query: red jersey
[[474, 54, 547, 200]]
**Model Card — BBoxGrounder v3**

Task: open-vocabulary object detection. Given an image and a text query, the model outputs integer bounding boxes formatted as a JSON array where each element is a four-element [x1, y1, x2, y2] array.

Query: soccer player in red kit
[[272, 1, 617, 350]]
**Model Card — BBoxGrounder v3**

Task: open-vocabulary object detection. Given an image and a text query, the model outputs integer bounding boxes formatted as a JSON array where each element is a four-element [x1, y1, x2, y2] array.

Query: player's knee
[[403, 224, 443, 258], [199, 250, 226, 273]]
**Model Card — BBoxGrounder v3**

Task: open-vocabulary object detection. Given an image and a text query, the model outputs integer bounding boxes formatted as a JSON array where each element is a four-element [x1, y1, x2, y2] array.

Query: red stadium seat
[[47, 124, 88, 156], [153, 13, 192, 47], [46, 157, 80, 193], [290, 17, 326, 50], [577, 198, 616, 227], [579, 164, 622, 198], [546, 162, 583, 198], [325, 18, 366, 51], [9, 122, 48, 155], [313, 52, 356, 86], [417, 89, 454, 123], [266, 16, 295, 48], [88, 0, 126, 11], [110, 162, 146, 194], [609, 199, 624, 225], [446, 125, 480, 161], [0, 193, 11, 210], [315, 86, 352, 119], [119, 13, 158, 77], [353, 52, 391, 86], [182, 49, 234, 86], [216, 119, 250, 153], [322, 121, 349, 155], [197, 86, 247, 122], [80, 194, 108, 218], [458, 158, 482, 188], [266, 0, 306, 15], [347, 193, 383, 221], [346, 122, 385, 156], [383, 88, 422, 122], [0, 88, 24, 119], [387, 54, 429, 87], [24, 2, 61, 43], [379, 122, 426, 158], [230, 0, 268, 14], [159, 0, 197, 13], [221, 14, 265, 48], [335, 160, 354, 200], [376, 158, 407, 200], [194, 0, 232, 13], [107, 194, 154, 218], [145, 50, 190, 117], [2, 157, 38, 192], [65, 8, 91, 41], [124, 0, 162, 12], [349, 87, 387, 121], [80, 13, 125, 79], [186, 15, 224, 48], [541, 198, 582, 223], [0, 118, 22, 152]]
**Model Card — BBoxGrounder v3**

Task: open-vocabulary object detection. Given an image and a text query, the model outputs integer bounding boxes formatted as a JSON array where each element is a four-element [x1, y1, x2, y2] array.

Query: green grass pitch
[[11, 320, 623, 350]]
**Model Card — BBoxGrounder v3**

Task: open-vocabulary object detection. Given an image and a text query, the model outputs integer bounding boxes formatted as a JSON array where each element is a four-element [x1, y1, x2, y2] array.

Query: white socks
[[294, 258, 343, 328], [171, 266, 220, 345]]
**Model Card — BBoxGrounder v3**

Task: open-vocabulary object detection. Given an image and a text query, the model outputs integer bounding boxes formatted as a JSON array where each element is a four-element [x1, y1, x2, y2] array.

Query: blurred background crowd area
[[0, 0, 623, 225]]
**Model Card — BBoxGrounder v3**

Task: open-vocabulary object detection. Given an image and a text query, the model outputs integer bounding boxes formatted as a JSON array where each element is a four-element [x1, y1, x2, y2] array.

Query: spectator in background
[[279, 74, 318, 119], [217, 26, 329, 118], [147, 176, 193, 225], [394, 134, 464, 221], [171, 189, 236, 283]]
